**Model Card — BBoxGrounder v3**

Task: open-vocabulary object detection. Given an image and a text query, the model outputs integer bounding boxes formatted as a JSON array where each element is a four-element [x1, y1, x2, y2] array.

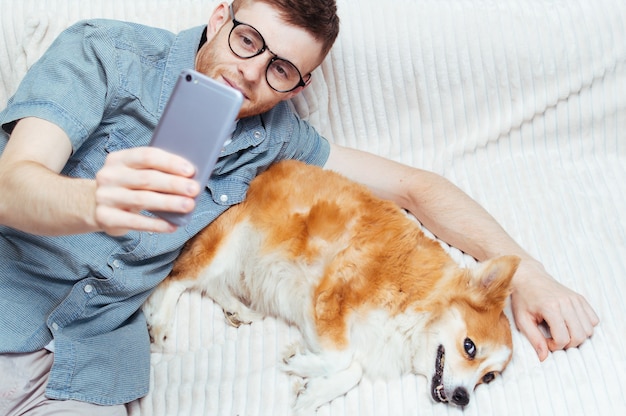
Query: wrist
[[510, 257, 549, 290]]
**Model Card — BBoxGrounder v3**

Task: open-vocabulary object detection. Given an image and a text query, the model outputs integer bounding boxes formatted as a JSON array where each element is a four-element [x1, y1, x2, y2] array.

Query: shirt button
[[113, 260, 121, 268], [220, 194, 229, 203], [253, 131, 262, 139], [52, 323, 59, 331], [84, 284, 93, 294]]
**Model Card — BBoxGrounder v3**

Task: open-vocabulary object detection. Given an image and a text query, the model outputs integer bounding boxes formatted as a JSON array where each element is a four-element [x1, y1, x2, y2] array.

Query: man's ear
[[207, 2, 231, 37]]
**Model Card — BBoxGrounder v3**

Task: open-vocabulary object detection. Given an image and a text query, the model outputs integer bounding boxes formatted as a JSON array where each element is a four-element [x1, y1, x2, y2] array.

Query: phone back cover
[[149, 69, 243, 225]]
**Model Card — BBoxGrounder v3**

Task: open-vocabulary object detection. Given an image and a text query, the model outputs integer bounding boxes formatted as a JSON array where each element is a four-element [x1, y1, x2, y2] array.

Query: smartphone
[[149, 69, 243, 226]]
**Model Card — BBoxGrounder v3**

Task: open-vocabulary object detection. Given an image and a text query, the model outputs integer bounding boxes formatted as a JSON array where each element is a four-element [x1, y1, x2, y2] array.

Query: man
[[0, 0, 598, 413]]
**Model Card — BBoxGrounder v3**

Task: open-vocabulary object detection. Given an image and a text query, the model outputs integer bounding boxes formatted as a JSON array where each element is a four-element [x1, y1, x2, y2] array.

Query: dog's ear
[[468, 255, 520, 308]]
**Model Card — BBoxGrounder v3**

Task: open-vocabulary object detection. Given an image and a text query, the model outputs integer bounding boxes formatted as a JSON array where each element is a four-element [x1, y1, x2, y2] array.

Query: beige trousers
[[0, 349, 128, 416]]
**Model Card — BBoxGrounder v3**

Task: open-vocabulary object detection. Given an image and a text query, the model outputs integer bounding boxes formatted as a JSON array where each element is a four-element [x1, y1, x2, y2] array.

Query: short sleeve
[[0, 20, 119, 152]]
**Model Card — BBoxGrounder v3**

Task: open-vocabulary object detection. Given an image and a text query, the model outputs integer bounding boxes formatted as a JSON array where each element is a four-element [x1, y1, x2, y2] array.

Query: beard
[[195, 36, 284, 119]]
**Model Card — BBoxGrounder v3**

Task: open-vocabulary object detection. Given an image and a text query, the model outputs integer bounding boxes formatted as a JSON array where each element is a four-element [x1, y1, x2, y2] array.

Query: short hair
[[232, 0, 340, 59]]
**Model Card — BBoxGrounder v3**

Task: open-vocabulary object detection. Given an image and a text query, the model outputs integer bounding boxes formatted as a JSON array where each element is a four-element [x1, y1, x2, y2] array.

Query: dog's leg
[[282, 344, 353, 378], [143, 279, 188, 347], [221, 300, 264, 327], [203, 277, 265, 327], [283, 345, 361, 413], [292, 360, 363, 415]]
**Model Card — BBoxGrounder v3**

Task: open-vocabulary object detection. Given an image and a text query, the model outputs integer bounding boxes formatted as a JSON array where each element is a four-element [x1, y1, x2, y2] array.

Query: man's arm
[[325, 143, 599, 361], [0, 117, 201, 236]]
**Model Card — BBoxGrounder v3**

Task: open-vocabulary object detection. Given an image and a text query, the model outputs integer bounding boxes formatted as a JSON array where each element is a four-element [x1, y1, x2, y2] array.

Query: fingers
[[516, 293, 599, 361], [99, 147, 197, 191], [95, 204, 177, 236], [544, 294, 599, 353], [510, 261, 600, 361], [105, 146, 196, 177], [93, 147, 201, 235], [96, 166, 199, 211], [514, 312, 550, 361]]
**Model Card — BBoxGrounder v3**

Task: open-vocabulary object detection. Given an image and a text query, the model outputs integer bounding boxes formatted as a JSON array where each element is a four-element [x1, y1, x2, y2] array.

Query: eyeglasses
[[228, 4, 310, 93]]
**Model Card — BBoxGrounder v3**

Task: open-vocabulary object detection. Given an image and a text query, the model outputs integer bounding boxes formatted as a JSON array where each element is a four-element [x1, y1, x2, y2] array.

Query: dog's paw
[[147, 321, 170, 347], [292, 376, 307, 397], [281, 343, 305, 375], [281, 343, 318, 378], [292, 379, 322, 416], [223, 308, 264, 327], [143, 281, 186, 349], [282, 342, 306, 364], [282, 345, 353, 379], [292, 361, 363, 415], [143, 305, 172, 350]]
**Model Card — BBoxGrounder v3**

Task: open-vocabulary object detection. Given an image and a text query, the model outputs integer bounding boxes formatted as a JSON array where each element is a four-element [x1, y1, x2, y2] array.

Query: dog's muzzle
[[431, 345, 470, 407]]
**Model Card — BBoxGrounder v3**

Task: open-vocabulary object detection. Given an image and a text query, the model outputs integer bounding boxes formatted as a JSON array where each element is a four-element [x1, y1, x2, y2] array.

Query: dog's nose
[[451, 387, 469, 406]]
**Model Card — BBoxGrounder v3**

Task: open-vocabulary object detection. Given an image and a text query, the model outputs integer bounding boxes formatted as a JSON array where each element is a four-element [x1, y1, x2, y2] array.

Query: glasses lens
[[230, 24, 264, 58], [229, 22, 305, 92], [267, 59, 302, 92]]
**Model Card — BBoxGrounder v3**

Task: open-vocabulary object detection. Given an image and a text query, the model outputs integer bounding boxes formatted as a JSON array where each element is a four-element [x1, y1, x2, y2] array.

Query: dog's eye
[[464, 338, 476, 359], [482, 372, 496, 384]]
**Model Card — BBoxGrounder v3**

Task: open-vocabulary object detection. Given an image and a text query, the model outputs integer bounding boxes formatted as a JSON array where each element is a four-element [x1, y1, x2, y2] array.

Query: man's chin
[[238, 101, 276, 119]]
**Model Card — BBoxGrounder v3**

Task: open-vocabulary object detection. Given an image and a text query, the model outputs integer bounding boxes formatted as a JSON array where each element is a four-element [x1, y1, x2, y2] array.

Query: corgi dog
[[144, 159, 519, 413]]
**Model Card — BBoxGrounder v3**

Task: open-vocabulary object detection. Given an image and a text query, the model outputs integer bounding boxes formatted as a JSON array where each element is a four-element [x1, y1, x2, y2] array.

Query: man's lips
[[222, 77, 248, 99]]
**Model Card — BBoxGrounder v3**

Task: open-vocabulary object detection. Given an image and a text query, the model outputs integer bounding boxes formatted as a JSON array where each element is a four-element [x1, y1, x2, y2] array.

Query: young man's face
[[196, 1, 325, 119]]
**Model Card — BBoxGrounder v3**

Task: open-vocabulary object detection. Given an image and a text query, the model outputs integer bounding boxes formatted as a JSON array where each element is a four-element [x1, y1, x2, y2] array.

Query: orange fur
[[145, 159, 520, 411]]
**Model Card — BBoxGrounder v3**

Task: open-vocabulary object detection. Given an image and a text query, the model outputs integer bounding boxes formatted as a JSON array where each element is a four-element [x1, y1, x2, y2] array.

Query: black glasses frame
[[228, 4, 309, 93]]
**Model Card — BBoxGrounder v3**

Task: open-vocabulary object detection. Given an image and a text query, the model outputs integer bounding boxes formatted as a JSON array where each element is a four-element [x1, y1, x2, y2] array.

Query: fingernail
[[187, 182, 199, 196], [182, 163, 195, 176]]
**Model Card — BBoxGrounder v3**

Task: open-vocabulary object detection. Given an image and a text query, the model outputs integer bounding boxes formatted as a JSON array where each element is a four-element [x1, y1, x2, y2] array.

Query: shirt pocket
[[206, 177, 249, 207]]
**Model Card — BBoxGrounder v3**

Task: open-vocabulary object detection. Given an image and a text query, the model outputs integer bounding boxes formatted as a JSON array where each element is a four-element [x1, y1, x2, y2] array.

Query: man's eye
[[241, 35, 253, 47], [233, 25, 263, 54], [239, 34, 258, 51], [270, 60, 296, 81]]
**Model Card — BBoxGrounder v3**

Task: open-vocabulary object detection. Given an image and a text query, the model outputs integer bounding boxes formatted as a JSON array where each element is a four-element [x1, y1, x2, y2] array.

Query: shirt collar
[[159, 25, 207, 114]]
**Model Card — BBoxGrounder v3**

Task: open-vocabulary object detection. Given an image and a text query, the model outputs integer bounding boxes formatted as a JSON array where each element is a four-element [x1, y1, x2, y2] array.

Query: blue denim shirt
[[0, 20, 329, 405]]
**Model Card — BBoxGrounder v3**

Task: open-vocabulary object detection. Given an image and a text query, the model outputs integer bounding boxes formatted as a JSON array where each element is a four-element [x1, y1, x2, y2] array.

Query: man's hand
[[510, 259, 599, 361], [94, 147, 200, 236]]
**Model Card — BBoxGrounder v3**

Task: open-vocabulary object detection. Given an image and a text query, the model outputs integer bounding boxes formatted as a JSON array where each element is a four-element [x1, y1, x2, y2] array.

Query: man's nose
[[238, 51, 270, 82]]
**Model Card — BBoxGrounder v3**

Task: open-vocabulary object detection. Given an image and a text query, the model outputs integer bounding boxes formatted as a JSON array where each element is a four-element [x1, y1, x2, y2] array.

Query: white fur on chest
[[203, 223, 434, 380]]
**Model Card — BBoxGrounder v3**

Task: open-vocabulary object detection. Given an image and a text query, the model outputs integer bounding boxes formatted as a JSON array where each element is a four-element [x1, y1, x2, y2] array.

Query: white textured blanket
[[1, 0, 625, 415]]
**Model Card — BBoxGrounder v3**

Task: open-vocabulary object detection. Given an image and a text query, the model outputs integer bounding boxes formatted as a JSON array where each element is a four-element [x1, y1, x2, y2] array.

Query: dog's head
[[414, 255, 519, 407]]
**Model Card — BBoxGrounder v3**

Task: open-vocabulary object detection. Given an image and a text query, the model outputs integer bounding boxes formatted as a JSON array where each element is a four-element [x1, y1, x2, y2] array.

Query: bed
[[1, 0, 625, 414]]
